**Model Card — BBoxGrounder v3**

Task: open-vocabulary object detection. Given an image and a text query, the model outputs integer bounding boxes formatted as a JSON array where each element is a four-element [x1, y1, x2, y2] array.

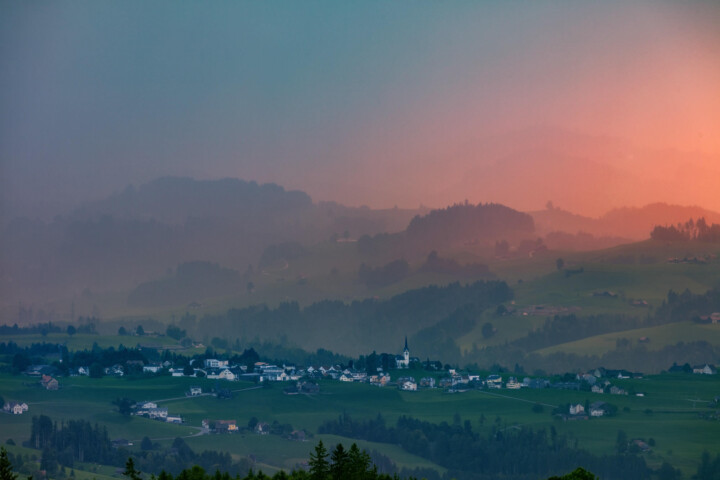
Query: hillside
[[0, 177, 425, 309]]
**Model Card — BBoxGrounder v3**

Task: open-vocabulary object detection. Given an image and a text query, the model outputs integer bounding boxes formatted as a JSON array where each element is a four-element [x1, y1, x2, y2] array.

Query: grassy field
[[536, 321, 720, 356], [1, 373, 719, 477]]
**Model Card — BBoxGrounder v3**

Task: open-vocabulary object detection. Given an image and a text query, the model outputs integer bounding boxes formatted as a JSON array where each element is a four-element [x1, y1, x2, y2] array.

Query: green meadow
[[1, 373, 718, 477]]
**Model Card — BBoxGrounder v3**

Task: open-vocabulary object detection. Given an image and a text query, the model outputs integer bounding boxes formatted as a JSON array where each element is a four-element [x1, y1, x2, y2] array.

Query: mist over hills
[[0, 177, 425, 304], [3, 174, 720, 313], [532, 202, 720, 241], [426, 127, 720, 216]]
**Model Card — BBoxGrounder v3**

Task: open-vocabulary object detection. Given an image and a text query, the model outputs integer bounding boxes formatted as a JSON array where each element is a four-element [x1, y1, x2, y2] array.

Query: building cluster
[[133, 400, 183, 424], [2, 401, 29, 415]]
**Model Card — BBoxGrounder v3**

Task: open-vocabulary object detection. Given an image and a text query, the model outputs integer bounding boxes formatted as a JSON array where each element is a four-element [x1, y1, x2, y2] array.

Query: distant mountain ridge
[[532, 202, 720, 240]]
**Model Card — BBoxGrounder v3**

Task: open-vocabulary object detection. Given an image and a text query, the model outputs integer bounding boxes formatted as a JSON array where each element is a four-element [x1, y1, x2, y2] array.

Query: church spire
[[404, 336, 409, 352]]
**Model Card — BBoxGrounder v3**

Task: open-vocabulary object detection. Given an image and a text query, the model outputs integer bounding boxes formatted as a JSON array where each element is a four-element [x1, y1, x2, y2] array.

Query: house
[[76, 366, 89, 376], [692, 364, 717, 375], [339, 374, 353, 382], [205, 359, 229, 369], [419, 377, 436, 388], [569, 404, 585, 415], [395, 337, 410, 369], [369, 373, 391, 387], [147, 408, 168, 420], [400, 380, 417, 391], [524, 378, 549, 389], [589, 401, 606, 417], [486, 375, 502, 389], [188, 386, 202, 396], [591, 385, 604, 394], [255, 422, 270, 435], [40, 375, 59, 390], [632, 439, 651, 452], [166, 416, 183, 424], [609, 386, 627, 395], [3, 402, 29, 414], [143, 364, 162, 374], [111, 439, 132, 448], [505, 377, 522, 389], [137, 401, 158, 410], [215, 420, 238, 433], [289, 430, 306, 442], [105, 365, 125, 377]]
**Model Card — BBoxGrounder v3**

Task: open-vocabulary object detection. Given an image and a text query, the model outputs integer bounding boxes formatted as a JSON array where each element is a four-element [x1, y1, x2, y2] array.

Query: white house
[[505, 377, 522, 389], [205, 359, 228, 369], [486, 374, 502, 389], [400, 380, 417, 391], [693, 364, 717, 375], [569, 403, 585, 415]]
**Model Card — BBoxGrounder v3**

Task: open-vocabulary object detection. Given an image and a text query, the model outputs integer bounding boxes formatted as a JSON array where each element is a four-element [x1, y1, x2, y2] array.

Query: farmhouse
[[188, 386, 202, 396], [215, 420, 238, 433], [506, 377, 522, 389], [589, 401, 607, 417], [692, 364, 717, 375], [40, 374, 59, 390], [569, 403, 585, 415]]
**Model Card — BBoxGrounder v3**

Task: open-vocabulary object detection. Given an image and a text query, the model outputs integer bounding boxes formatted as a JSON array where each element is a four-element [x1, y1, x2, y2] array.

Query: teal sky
[[2, 1, 719, 219]]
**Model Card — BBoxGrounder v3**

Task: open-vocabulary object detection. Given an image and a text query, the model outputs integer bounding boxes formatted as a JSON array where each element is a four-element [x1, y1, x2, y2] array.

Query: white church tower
[[396, 336, 410, 368]]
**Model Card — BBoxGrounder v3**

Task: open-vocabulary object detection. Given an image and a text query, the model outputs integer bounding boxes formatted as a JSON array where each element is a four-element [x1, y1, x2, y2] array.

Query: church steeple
[[404, 336, 409, 352]]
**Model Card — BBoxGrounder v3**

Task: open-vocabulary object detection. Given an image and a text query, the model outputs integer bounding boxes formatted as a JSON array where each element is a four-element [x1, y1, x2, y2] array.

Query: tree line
[[650, 217, 720, 242], [317, 413, 650, 480]]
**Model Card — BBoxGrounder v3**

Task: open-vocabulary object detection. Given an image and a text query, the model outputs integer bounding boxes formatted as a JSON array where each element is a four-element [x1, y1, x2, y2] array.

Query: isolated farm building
[[255, 422, 270, 434], [166, 415, 183, 424], [692, 364, 717, 375], [589, 402, 607, 417], [40, 374, 59, 390], [188, 386, 202, 396]]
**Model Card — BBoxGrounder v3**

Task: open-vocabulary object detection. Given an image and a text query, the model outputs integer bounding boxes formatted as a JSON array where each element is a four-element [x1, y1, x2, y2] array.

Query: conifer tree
[[308, 441, 329, 480], [0, 447, 18, 480]]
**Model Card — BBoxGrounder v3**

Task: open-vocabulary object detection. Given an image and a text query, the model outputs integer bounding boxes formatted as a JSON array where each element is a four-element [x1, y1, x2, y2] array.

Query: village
[[5, 339, 717, 432]]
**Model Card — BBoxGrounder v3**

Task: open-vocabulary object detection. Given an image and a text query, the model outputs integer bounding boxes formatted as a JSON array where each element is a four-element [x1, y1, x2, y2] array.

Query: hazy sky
[[2, 1, 720, 219]]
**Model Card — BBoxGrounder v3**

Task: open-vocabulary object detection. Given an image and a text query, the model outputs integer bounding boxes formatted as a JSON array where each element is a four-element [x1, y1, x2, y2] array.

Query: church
[[395, 337, 410, 369]]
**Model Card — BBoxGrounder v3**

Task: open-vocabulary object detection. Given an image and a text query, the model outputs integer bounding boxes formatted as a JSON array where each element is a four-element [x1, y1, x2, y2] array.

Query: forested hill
[[358, 203, 535, 257], [178, 280, 513, 358], [1, 177, 425, 304], [69, 177, 313, 224]]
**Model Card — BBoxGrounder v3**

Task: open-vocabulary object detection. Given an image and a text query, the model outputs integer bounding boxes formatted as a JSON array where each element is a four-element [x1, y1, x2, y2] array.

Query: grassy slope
[[536, 321, 720, 356], [1, 374, 719, 477]]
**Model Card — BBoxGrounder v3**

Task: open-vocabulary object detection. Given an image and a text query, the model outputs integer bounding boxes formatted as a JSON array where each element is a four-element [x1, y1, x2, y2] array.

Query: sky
[[2, 1, 720, 220]]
